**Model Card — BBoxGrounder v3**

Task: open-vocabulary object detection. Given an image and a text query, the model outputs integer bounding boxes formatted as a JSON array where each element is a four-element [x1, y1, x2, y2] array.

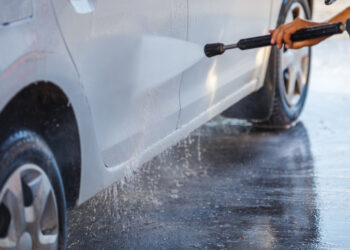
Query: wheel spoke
[[26, 169, 59, 250], [295, 57, 305, 93], [296, 71, 304, 95], [299, 47, 309, 59], [23, 173, 41, 224], [285, 8, 294, 23], [38, 233, 58, 250], [30, 175, 51, 218], [39, 191, 58, 236], [282, 50, 294, 71], [287, 67, 297, 98], [1, 175, 26, 242], [299, 47, 310, 85], [0, 237, 16, 249]]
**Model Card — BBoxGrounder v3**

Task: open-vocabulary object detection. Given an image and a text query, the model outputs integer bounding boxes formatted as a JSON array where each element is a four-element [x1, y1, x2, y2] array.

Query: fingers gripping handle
[[238, 22, 344, 50]]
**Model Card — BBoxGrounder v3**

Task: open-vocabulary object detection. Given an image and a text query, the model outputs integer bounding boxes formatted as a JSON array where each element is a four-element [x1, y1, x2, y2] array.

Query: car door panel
[[179, 0, 272, 126], [51, 0, 188, 167]]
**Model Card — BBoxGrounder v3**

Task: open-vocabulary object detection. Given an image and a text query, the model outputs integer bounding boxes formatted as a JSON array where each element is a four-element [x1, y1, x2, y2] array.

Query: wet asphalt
[[67, 3, 350, 249]]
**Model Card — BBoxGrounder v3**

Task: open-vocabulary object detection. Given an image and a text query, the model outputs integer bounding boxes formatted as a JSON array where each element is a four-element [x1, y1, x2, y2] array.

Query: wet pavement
[[67, 3, 350, 249]]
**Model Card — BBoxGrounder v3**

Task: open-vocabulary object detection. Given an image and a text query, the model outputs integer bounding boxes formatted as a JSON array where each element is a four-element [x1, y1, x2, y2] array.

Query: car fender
[[0, 0, 131, 205], [0, 46, 111, 204]]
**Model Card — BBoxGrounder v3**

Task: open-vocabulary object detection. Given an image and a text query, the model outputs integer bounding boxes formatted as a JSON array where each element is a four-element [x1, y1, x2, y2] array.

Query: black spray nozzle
[[204, 43, 226, 57]]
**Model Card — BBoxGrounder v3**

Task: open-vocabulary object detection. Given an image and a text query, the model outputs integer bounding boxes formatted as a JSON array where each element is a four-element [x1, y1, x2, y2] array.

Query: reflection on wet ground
[[68, 120, 326, 249]]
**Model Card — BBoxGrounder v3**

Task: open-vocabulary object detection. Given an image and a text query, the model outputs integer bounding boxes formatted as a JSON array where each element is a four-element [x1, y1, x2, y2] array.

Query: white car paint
[[0, 0, 286, 205], [0, 0, 33, 24], [52, 0, 189, 169], [179, 0, 272, 127]]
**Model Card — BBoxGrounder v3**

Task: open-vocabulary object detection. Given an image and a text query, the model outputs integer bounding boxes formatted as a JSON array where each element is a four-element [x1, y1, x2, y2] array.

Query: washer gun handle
[[204, 22, 345, 57], [238, 22, 344, 50]]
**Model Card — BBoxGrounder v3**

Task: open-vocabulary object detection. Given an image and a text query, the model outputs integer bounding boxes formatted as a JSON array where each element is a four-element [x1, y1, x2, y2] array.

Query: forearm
[[307, 7, 350, 46], [271, 7, 350, 49], [328, 7, 350, 24]]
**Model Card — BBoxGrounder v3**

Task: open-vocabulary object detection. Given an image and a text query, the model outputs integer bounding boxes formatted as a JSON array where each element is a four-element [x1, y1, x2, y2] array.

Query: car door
[[178, 0, 272, 126], [51, 0, 188, 167]]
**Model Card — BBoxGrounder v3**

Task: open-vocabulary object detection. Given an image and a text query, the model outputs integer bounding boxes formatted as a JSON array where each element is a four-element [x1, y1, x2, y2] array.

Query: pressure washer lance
[[204, 21, 348, 58]]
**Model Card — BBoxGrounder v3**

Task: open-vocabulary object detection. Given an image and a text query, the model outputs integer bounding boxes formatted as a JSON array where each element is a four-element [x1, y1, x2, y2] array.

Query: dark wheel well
[[0, 82, 81, 208]]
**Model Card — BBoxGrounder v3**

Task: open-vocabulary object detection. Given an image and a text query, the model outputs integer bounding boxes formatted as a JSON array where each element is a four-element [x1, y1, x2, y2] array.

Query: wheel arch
[[0, 82, 81, 208]]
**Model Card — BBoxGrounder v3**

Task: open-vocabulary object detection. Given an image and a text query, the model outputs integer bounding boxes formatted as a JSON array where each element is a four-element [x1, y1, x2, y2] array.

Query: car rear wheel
[[254, 0, 311, 128], [0, 130, 66, 250]]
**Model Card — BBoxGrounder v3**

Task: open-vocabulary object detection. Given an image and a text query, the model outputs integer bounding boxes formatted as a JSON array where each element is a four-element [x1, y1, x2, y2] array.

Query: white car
[[0, 0, 313, 249]]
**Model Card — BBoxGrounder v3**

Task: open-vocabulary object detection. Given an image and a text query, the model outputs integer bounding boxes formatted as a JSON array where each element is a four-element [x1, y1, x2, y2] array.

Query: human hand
[[270, 17, 327, 49]]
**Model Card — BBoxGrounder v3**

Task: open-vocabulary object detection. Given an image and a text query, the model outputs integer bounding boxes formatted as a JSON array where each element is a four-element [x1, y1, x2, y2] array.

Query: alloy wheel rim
[[280, 2, 311, 107], [0, 164, 59, 250]]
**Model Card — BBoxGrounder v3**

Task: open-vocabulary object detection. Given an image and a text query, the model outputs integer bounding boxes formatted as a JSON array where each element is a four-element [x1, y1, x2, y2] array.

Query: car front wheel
[[0, 130, 66, 250]]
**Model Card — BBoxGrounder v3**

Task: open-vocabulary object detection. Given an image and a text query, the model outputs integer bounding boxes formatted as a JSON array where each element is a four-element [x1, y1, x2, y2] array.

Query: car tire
[[254, 0, 312, 128], [0, 130, 67, 250]]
